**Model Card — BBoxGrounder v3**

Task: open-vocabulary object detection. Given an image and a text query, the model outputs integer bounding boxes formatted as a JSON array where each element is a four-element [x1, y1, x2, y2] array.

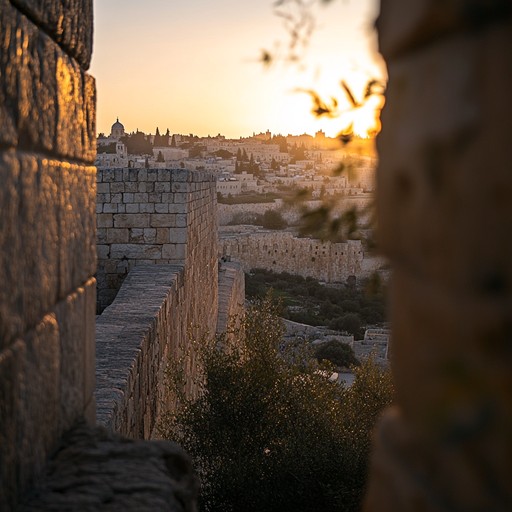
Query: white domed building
[[110, 118, 125, 140], [95, 117, 128, 168]]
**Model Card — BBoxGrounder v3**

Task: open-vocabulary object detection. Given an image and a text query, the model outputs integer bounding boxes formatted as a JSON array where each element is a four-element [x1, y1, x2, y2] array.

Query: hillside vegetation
[[245, 269, 386, 339]]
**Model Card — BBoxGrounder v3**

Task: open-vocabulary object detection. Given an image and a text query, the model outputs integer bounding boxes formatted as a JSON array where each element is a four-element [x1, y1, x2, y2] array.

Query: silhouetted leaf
[[341, 80, 360, 108], [337, 123, 354, 145]]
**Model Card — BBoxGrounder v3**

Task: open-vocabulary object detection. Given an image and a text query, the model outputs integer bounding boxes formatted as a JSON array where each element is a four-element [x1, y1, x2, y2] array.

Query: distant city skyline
[[91, 0, 385, 139]]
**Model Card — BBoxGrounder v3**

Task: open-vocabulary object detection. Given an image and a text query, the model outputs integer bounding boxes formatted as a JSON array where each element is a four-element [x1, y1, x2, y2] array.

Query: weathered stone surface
[[9, 0, 93, 68], [60, 161, 97, 296], [18, 315, 61, 508], [55, 289, 86, 431], [110, 244, 162, 260], [389, 267, 512, 437], [21, 423, 198, 512], [216, 261, 245, 337], [107, 228, 129, 244], [162, 244, 186, 261], [0, 151, 96, 347], [220, 230, 363, 283], [96, 168, 218, 312], [0, 0, 97, 506], [365, 407, 512, 511], [0, 0, 96, 161], [0, 339, 25, 512], [114, 213, 150, 228], [96, 266, 185, 437]]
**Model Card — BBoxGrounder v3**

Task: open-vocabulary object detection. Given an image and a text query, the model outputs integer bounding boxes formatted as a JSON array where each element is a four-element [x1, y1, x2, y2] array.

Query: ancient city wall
[[96, 167, 218, 318], [220, 230, 363, 282], [96, 265, 188, 438], [96, 261, 244, 439], [95, 167, 247, 439], [0, 1, 97, 508], [218, 200, 284, 225], [217, 261, 246, 336]]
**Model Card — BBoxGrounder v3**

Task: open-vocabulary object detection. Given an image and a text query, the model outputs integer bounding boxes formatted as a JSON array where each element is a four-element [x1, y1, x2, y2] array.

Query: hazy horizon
[[91, 0, 385, 139]]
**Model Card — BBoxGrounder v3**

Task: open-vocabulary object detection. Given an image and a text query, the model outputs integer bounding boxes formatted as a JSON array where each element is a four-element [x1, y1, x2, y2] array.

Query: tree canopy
[[121, 131, 153, 155], [160, 297, 393, 512]]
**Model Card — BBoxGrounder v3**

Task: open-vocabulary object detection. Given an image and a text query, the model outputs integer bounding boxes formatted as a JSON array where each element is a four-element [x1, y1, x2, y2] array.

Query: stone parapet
[[96, 168, 217, 314], [96, 266, 186, 438]]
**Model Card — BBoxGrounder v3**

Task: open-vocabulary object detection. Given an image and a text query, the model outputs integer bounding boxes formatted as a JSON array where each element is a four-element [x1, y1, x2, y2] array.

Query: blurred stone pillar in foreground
[[365, 1, 512, 510]]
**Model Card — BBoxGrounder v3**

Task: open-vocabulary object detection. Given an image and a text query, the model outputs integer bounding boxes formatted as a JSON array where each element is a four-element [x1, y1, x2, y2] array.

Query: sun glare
[[92, 0, 384, 139]]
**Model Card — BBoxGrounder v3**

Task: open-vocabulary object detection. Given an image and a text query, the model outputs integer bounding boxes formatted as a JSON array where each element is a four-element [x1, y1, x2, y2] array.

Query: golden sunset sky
[[91, 0, 385, 139]]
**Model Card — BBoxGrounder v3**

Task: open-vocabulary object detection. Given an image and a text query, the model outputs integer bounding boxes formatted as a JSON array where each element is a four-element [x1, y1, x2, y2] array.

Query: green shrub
[[160, 297, 393, 512], [315, 340, 360, 368]]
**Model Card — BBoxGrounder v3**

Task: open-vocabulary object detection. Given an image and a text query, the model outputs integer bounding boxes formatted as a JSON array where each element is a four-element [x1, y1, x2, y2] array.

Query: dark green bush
[[315, 340, 360, 368], [160, 298, 393, 512]]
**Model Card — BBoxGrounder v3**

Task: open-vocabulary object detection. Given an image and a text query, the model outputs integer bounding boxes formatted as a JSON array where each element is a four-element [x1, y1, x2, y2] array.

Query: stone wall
[[96, 168, 218, 314], [365, 1, 512, 510], [95, 167, 229, 439], [217, 261, 246, 336], [96, 261, 245, 439], [96, 266, 188, 438], [220, 229, 363, 283], [0, 0, 97, 508]]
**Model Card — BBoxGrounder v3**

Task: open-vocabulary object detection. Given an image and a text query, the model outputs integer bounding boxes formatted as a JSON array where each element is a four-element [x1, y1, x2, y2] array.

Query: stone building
[[110, 118, 125, 140]]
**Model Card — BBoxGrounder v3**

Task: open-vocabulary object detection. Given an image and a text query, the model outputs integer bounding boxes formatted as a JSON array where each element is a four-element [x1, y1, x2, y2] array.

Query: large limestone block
[[0, 151, 96, 347], [110, 244, 162, 260], [0, 316, 61, 509], [19, 316, 61, 485], [114, 213, 150, 228], [0, 151, 60, 346], [0, 0, 96, 161], [377, 22, 512, 294], [9, 0, 93, 68], [59, 160, 97, 296], [55, 284, 97, 431]]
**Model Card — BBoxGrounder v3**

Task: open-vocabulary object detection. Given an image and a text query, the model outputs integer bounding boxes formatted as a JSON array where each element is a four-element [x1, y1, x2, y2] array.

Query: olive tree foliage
[[262, 0, 386, 247], [159, 297, 393, 512]]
